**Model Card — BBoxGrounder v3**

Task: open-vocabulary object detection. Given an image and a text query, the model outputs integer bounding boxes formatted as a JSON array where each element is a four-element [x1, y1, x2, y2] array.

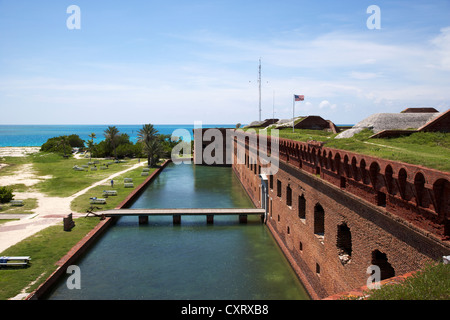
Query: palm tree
[[87, 133, 96, 162], [57, 136, 70, 157], [104, 126, 119, 160], [137, 124, 160, 167]]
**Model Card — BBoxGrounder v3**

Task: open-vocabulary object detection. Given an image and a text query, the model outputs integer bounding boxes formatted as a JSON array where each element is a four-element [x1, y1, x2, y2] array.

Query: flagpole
[[292, 94, 295, 133]]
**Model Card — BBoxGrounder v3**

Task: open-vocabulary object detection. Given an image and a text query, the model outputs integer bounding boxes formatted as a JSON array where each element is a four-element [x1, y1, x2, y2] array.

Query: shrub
[[41, 134, 85, 153], [0, 186, 14, 203]]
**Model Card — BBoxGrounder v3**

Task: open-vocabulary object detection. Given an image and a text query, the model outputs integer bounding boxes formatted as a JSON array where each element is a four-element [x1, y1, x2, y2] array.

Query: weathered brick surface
[[231, 131, 450, 299]]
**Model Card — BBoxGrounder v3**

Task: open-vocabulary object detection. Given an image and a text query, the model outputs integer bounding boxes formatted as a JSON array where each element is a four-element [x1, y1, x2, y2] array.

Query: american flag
[[294, 95, 304, 101]]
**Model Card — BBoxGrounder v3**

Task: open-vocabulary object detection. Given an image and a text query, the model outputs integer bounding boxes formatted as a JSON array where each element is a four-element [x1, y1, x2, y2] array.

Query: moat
[[45, 162, 309, 299]]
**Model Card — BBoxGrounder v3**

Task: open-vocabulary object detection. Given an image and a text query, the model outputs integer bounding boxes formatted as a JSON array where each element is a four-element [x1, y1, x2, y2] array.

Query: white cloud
[[430, 26, 450, 71], [349, 71, 382, 80], [318, 100, 337, 110]]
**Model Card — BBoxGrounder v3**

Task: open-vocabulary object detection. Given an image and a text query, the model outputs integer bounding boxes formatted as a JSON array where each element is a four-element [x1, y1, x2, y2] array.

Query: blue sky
[[0, 0, 449, 125]]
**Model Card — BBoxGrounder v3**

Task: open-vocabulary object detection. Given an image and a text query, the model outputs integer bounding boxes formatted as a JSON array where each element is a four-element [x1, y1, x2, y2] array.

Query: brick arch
[[360, 158, 369, 185], [322, 150, 328, 169], [369, 161, 381, 190], [311, 148, 317, 165], [334, 152, 341, 175], [328, 151, 334, 171], [351, 156, 359, 181], [384, 165, 394, 194], [307, 146, 312, 163], [317, 149, 323, 167], [398, 168, 408, 200], [343, 154, 350, 177], [433, 179, 450, 234], [414, 172, 426, 207]]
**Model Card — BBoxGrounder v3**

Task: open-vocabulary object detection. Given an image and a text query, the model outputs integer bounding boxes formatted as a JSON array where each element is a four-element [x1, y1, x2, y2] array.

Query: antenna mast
[[258, 58, 262, 121]]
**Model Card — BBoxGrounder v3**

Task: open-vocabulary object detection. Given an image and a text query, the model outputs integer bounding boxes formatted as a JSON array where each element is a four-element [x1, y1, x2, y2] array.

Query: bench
[[73, 166, 85, 171], [141, 172, 149, 176], [89, 198, 106, 204], [9, 200, 24, 206], [0, 256, 31, 267], [124, 183, 134, 188], [124, 178, 133, 183], [142, 168, 150, 172], [103, 190, 117, 196]]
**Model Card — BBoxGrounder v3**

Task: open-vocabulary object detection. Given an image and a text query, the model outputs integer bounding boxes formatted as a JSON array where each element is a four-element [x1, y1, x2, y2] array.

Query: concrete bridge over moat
[[97, 208, 266, 225]]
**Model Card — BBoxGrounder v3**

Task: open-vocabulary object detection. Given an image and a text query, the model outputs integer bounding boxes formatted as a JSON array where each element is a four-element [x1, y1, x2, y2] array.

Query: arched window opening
[[337, 223, 352, 265], [298, 194, 306, 220], [286, 185, 292, 207], [371, 250, 395, 280], [314, 203, 325, 241]]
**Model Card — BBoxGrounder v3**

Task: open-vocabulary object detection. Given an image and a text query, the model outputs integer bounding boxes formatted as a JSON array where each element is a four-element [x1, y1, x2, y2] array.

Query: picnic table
[[9, 200, 24, 206], [0, 256, 31, 267], [90, 197, 106, 204]]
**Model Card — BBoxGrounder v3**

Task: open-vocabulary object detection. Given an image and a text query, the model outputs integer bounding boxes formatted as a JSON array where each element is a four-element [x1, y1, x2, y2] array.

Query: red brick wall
[[232, 131, 450, 299]]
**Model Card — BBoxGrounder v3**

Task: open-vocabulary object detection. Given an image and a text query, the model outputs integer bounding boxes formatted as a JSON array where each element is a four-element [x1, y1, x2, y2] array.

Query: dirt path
[[0, 161, 145, 253]]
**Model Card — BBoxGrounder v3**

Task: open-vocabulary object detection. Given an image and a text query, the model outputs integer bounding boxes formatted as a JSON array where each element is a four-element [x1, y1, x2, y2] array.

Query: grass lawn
[[70, 165, 157, 213], [363, 263, 450, 300], [0, 216, 101, 300], [0, 198, 38, 215], [30, 153, 143, 197]]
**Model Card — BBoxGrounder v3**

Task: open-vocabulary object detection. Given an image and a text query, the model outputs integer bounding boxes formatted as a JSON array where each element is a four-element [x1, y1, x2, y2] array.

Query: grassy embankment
[[0, 152, 157, 299], [343, 262, 450, 300], [0, 217, 99, 300], [253, 127, 450, 172]]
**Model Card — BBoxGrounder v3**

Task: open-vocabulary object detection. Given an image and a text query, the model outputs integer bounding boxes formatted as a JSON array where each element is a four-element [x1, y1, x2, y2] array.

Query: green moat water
[[46, 163, 309, 300]]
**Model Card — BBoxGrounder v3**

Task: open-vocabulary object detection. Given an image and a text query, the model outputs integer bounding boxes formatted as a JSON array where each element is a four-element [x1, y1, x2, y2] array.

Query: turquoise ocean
[[0, 124, 236, 147]]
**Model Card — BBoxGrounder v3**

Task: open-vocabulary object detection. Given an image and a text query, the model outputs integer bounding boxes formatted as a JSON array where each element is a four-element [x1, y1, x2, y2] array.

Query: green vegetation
[[252, 127, 450, 172], [138, 124, 162, 167], [70, 165, 157, 213], [327, 130, 450, 172], [0, 198, 38, 215], [31, 152, 141, 197], [40, 134, 85, 155], [0, 217, 101, 300], [0, 186, 14, 203], [76, 124, 188, 161], [364, 263, 450, 300]]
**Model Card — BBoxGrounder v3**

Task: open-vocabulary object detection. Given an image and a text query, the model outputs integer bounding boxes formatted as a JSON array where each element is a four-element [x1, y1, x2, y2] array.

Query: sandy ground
[[0, 147, 40, 157], [0, 163, 53, 186], [0, 148, 145, 254]]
